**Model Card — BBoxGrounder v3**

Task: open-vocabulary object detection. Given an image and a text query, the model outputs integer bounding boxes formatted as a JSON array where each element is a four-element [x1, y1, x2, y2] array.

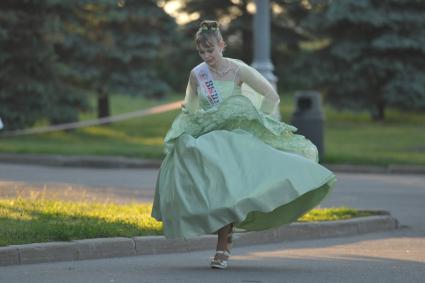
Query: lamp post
[[252, 0, 277, 88], [252, 0, 280, 119]]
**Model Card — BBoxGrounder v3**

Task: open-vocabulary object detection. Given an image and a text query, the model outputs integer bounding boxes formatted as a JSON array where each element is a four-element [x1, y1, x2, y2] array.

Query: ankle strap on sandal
[[215, 250, 231, 256]]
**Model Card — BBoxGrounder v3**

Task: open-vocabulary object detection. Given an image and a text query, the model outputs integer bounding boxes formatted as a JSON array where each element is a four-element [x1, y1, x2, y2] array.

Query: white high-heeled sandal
[[210, 223, 234, 269], [210, 250, 231, 269]]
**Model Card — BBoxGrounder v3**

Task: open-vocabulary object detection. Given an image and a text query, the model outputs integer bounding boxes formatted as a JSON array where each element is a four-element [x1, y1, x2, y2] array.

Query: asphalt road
[[0, 163, 424, 282], [0, 228, 423, 283]]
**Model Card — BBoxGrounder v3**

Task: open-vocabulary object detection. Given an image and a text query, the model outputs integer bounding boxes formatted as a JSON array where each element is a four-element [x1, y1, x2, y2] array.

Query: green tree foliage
[[0, 0, 179, 129], [55, 0, 178, 118], [0, 0, 87, 130], [270, 0, 321, 91], [295, 0, 425, 120]]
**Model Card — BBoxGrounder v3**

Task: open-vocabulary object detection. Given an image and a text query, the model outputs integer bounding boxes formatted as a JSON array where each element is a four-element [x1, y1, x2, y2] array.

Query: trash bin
[[291, 91, 325, 159]]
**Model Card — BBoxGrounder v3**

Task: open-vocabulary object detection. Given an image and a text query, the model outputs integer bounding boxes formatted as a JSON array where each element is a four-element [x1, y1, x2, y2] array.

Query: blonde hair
[[195, 20, 225, 48]]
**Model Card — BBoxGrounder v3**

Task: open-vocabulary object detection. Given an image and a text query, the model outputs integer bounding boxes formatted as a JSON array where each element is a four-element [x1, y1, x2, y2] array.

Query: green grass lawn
[[0, 94, 180, 159], [324, 108, 425, 165], [0, 196, 375, 247], [0, 92, 424, 165]]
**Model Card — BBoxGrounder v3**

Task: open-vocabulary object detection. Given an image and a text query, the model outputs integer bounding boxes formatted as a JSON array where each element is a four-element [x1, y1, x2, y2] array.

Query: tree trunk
[[371, 101, 385, 121], [97, 86, 110, 120]]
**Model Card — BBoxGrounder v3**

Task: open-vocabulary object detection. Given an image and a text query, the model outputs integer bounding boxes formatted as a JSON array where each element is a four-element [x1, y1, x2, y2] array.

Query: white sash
[[193, 63, 223, 107]]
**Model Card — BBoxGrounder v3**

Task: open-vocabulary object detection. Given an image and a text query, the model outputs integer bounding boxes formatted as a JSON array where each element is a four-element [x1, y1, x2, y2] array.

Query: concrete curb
[[0, 214, 399, 267], [1, 153, 424, 174]]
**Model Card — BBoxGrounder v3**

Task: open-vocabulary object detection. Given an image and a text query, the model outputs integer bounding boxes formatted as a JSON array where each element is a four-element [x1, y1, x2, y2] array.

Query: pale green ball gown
[[152, 68, 336, 239]]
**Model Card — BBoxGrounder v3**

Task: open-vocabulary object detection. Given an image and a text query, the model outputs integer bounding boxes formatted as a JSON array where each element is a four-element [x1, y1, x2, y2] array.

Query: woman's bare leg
[[216, 224, 231, 251]]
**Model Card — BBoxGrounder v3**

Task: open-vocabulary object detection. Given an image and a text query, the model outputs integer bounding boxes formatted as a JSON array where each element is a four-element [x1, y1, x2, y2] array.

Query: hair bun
[[195, 19, 224, 47], [199, 20, 218, 32]]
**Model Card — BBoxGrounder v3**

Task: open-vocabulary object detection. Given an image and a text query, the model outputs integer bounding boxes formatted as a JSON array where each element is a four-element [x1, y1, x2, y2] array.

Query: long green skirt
[[152, 95, 336, 239]]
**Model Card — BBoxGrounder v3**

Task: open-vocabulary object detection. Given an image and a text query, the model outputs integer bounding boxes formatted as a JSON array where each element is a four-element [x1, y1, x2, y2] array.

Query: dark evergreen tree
[[56, 0, 178, 119], [271, 0, 323, 91], [295, 0, 425, 120], [0, 0, 86, 130]]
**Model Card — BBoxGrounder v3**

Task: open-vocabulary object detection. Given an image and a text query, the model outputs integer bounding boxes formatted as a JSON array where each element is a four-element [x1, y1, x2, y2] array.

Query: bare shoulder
[[189, 62, 204, 79], [225, 57, 249, 69], [191, 61, 205, 72], [188, 68, 198, 87], [189, 66, 198, 78]]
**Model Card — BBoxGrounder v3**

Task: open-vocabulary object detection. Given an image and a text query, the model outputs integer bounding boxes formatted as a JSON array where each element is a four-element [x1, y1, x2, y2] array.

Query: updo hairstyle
[[195, 20, 225, 48]]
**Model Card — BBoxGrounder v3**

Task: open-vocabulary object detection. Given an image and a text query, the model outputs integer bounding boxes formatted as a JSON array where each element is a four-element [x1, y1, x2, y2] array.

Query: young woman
[[152, 20, 336, 269]]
